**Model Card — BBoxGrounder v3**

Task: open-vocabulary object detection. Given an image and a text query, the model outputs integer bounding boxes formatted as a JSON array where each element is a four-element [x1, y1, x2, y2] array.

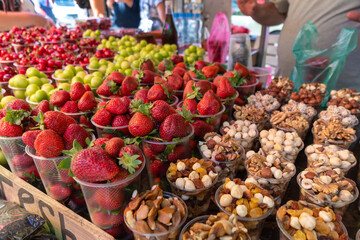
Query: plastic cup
[[26, 96, 39, 108], [142, 124, 194, 187], [271, 122, 309, 140], [8, 85, 26, 99], [296, 173, 359, 216], [124, 192, 188, 240], [249, 67, 271, 89], [276, 201, 348, 240], [11, 43, 36, 53], [167, 170, 218, 218], [75, 158, 145, 237], [220, 125, 259, 152], [179, 215, 251, 240], [220, 91, 239, 122], [192, 77, 215, 82], [0, 136, 39, 182], [0, 60, 15, 70], [233, 109, 270, 132], [86, 65, 103, 74], [235, 79, 259, 98], [261, 141, 304, 163], [169, 95, 179, 108], [215, 186, 274, 240], [91, 115, 129, 138], [0, 81, 11, 95], [311, 127, 357, 149]]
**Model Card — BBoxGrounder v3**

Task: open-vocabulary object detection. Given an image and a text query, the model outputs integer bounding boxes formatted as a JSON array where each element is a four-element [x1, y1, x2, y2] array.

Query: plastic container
[[233, 111, 270, 132], [12, 43, 36, 53], [0, 60, 15, 70], [220, 125, 259, 152], [8, 85, 26, 99], [76, 158, 145, 236], [26, 96, 39, 108], [276, 201, 348, 240], [91, 115, 129, 138], [271, 122, 309, 140], [192, 77, 214, 82], [215, 186, 274, 240], [235, 79, 259, 98], [167, 170, 218, 218], [261, 141, 304, 163], [179, 215, 251, 240], [312, 127, 357, 149], [169, 95, 179, 108], [0, 81, 11, 95], [13, 62, 30, 74], [124, 192, 187, 240], [220, 91, 239, 122], [249, 67, 271, 89], [297, 173, 359, 216], [51, 74, 71, 86]]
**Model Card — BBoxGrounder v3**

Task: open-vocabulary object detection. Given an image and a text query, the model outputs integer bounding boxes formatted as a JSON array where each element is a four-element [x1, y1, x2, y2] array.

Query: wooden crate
[[0, 165, 115, 240]]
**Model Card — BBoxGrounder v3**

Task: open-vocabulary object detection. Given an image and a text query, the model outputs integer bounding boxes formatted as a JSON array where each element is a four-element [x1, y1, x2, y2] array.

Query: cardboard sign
[[0, 166, 114, 240]]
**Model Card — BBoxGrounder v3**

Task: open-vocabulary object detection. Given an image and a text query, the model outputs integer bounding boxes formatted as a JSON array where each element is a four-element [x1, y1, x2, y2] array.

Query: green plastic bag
[[290, 22, 358, 92]]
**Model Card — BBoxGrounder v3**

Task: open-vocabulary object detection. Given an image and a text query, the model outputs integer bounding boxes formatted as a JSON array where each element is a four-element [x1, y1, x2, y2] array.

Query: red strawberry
[[50, 90, 70, 107], [93, 108, 112, 126], [0, 118, 23, 137], [31, 100, 50, 117], [157, 59, 174, 72], [213, 62, 226, 74], [195, 60, 208, 70], [133, 89, 150, 103], [183, 72, 192, 85], [43, 111, 68, 135], [0, 109, 6, 118], [213, 76, 222, 87], [172, 67, 186, 77], [84, 84, 91, 91], [49, 184, 71, 201], [96, 80, 114, 97], [175, 62, 187, 69], [234, 62, 249, 77], [223, 71, 235, 78], [196, 81, 213, 95], [93, 138, 110, 147], [188, 70, 197, 78], [183, 98, 197, 114], [79, 116, 94, 129], [142, 144, 157, 160], [70, 82, 86, 101], [12, 154, 34, 168], [171, 55, 184, 64], [140, 59, 155, 72], [70, 147, 119, 182], [93, 188, 124, 211], [144, 140, 166, 153], [63, 124, 91, 150], [98, 101, 107, 108], [202, 65, 219, 78], [121, 76, 138, 96], [192, 120, 214, 139], [91, 211, 121, 227], [34, 129, 64, 158], [183, 80, 195, 99], [105, 137, 125, 158], [217, 77, 236, 99], [20, 164, 40, 179], [106, 98, 128, 115], [197, 90, 221, 115], [22, 130, 41, 148], [165, 72, 183, 90], [60, 169, 76, 183], [5, 99, 30, 112], [159, 114, 186, 141], [150, 159, 167, 177], [138, 70, 160, 84], [112, 115, 130, 135], [167, 145, 187, 162], [147, 84, 170, 101], [65, 115, 76, 126], [108, 71, 125, 84], [61, 101, 79, 113], [119, 144, 144, 160], [128, 112, 153, 137], [78, 91, 97, 112], [150, 100, 176, 122]]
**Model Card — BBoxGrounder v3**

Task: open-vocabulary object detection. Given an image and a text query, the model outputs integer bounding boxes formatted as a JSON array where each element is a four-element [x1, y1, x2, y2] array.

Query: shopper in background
[[237, 0, 360, 90], [33, 0, 57, 23], [107, 0, 140, 28], [139, 0, 165, 31]]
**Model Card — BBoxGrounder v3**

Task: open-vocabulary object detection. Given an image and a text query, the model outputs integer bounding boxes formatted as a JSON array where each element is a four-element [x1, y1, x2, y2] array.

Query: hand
[[347, 11, 360, 22], [236, 0, 257, 16]]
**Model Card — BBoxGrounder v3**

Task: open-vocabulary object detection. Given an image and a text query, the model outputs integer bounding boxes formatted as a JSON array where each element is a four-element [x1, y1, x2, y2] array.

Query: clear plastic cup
[[0, 81, 11, 95], [97, 94, 118, 102], [276, 201, 348, 240], [86, 65, 103, 74], [192, 77, 215, 82], [296, 173, 359, 216], [215, 186, 274, 240], [0, 136, 39, 182], [0, 60, 15, 70], [220, 124, 259, 152], [179, 215, 251, 240], [220, 91, 239, 122], [249, 67, 271, 89], [235, 79, 259, 98], [124, 192, 188, 240], [25, 96, 39, 108], [142, 124, 194, 187], [169, 95, 179, 108], [11, 43, 36, 53], [312, 127, 357, 149], [261, 141, 304, 163], [91, 115, 129, 138], [167, 170, 218, 218], [75, 158, 145, 236], [233, 110, 270, 132], [271, 122, 310, 140], [51, 74, 71, 86], [8, 85, 26, 99], [25, 146, 74, 203]]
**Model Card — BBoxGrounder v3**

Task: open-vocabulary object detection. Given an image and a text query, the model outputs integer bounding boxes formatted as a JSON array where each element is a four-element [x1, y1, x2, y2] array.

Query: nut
[[290, 217, 301, 230], [263, 196, 274, 208], [215, 153, 226, 162], [177, 161, 186, 171], [299, 212, 316, 231], [175, 178, 185, 189], [319, 211, 332, 222], [230, 185, 243, 199], [236, 205, 248, 217], [206, 140, 216, 149], [184, 180, 196, 190], [220, 194, 232, 207], [201, 175, 212, 188]]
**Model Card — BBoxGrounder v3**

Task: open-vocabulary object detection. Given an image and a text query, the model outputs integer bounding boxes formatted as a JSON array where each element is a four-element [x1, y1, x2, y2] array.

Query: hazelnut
[[263, 196, 274, 208], [304, 172, 316, 179], [215, 153, 226, 162], [236, 205, 248, 217], [206, 140, 216, 149], [219, 194, 232, 207], [290, 217, 301, 230], [177, 161, 186, 171], [319, 210, 332, 222], [299, 212, 316, 231], [260, 168, 272, 178], [230, 185, 243, 199]]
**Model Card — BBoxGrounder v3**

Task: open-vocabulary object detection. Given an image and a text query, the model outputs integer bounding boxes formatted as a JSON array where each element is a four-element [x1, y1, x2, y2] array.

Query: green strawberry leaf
[[186, 84, 202, 100], [129, 99, 145, 112], [103, 128, 126, 138], [135, 70, 144, 83], [118, 152, 142, 174], [177, 106, 196, 123], [106, 80, 119, 94], [194, 69, 207, 80], [68, 169, 75, 177], [111, 208, 122, 215], [5, 108, 30, 125], [58, 157, 72, 170], [206, 117, 215, 125], [62, 140, 83, 158], [160, 83, 174, 101], [164, 70, 173, 78], [32, 111, 45, 130], [228, 71, 247, 86]]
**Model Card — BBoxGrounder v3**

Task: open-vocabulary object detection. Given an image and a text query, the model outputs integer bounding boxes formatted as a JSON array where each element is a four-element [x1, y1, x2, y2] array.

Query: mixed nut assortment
[[181, 213, 249, 240], [281, 100, 317, 122], [233, 104, 269, 130], [330, 88, 359, 101], [247, 92, 281, 112], [262, 76, 294, 104], [305, 144, 357, 174], [328, 89, 360, 116], [319, 105, 359, 127], [290, 83, 327, 108], [277, 200, 348, 240], [221, 120, 258, 151], [270, 110, 310, 139]]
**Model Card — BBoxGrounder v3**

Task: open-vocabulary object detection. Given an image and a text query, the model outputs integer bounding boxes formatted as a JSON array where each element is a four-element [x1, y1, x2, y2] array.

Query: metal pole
[[256, 0, 270, 67]]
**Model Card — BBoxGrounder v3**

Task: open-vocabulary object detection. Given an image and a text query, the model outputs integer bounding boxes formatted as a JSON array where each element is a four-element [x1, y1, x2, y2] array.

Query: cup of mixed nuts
[[233, 104, 270, 131], [262, 77, 295, 105], [290, 83, 327, 109], [247, 92, 281, 113], [270, 110, 310, 139], [281, 100, 317, 123], [328, 88, 360, 118], [318, 105, 359, 128]]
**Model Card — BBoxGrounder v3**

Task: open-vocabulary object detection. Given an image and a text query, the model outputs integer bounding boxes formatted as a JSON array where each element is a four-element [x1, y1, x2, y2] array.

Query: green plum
[[75, 66, 84, 73], [1, 96, 16, 108], [57, 83, 70, 91], [0, 150, 7, 166], [84, 74, 93, 84], [90, 76, 103, 88], [54, 69, 63, 78], [35, 90, 48, 102], [89, 61, 100, 69], [25, 84, 40, 97], [28, 76, 43, 87], [29, 94, 38, 103], [13, 90, 26, 99], [72, 76, 84, 84], [26, 67, 41, 78], [41, 83, 55, 93]]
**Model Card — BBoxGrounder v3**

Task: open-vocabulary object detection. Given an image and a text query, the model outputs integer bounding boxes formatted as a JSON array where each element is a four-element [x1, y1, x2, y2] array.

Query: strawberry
[[144, 140, 166, 153], [213, 76, 222, 87], [43, 111, 68, 135], [0, 109, 5, 118], [50, 90, 70, 107], [159, 114, 186, 141], [213, 62, 226, 74], [150, 100, 176, 122], [91, 211, 120, 227], [217, 77, 236, 99], [12, 154, 34, 168], [183, 98, 197, 114], [78, 91, 97, 112], [49, 183, 71, 201], [5, 99, 30, 112], [133, 89, 150, 103], [142, 144, 157, 160], [158, 59, 174, 72], [147, 84, 171, 101], [31, 100, 50, 117], [84, 84, 91, 91], [196, 81, 213, 95], [61, 101, 79, 113], [167, 145, 186, 162], [0, 118, 23, 137], [119, 144, 143, 160], [34, 129, 64, 158], [197, 90, 221, 115], [106, 97, 128, 115], [112, 115, 130, 135], [140, 58, 155, 72], [96, 80, 114, 97], [183, 80, 195, 99], [70, 82, 86, 101], [175, 62, 187, 69], [119, 96, 131, 108], [172, 67, 186, 77], [118, 145, 143, 174], [194, 60, 208, 70], [188, 70, 197, 79], [136, 70, 160, 84], [108, 71, 125, 84], [192, 120, 214, 139], [19, 164, 40, 180], [93, 188, 124, 210], [63, 124, 91, 150], [150, 159, 167, 177], [128, 112, 153, 137], [223, 71, 235, 78], [234, 62, 249, 77], [65, 115, 76, 126], [110, 167, 131, 182], [165, 72, 183, 90], [79, 116, 94, 129], [105, 137, 125, 158], [93, 138, 110, 147], [93, 108, 112, 126], [202, 65, 219, 78], [121, 76, 138, 96], [98, 101, 107, 109], [22, 130, 41, 149], [183, 72, 192, 85], [170, 55, 184, 64], [70, 146, 119, 182]]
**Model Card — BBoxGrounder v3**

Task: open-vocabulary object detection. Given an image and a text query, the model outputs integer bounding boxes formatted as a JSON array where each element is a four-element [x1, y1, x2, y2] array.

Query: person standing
[[139, 0, 165, 31], [33, 0, 57, 23], [107, 0, 140, 28]]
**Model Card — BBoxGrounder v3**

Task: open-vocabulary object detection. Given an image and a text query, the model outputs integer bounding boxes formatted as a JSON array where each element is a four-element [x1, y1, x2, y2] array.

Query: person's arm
[[89, 0, 105, 17], [236, 0, 286, 26], [156, 1, 165, 22], [0, 11, 54, 31], [347, 11, 360, 22]]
